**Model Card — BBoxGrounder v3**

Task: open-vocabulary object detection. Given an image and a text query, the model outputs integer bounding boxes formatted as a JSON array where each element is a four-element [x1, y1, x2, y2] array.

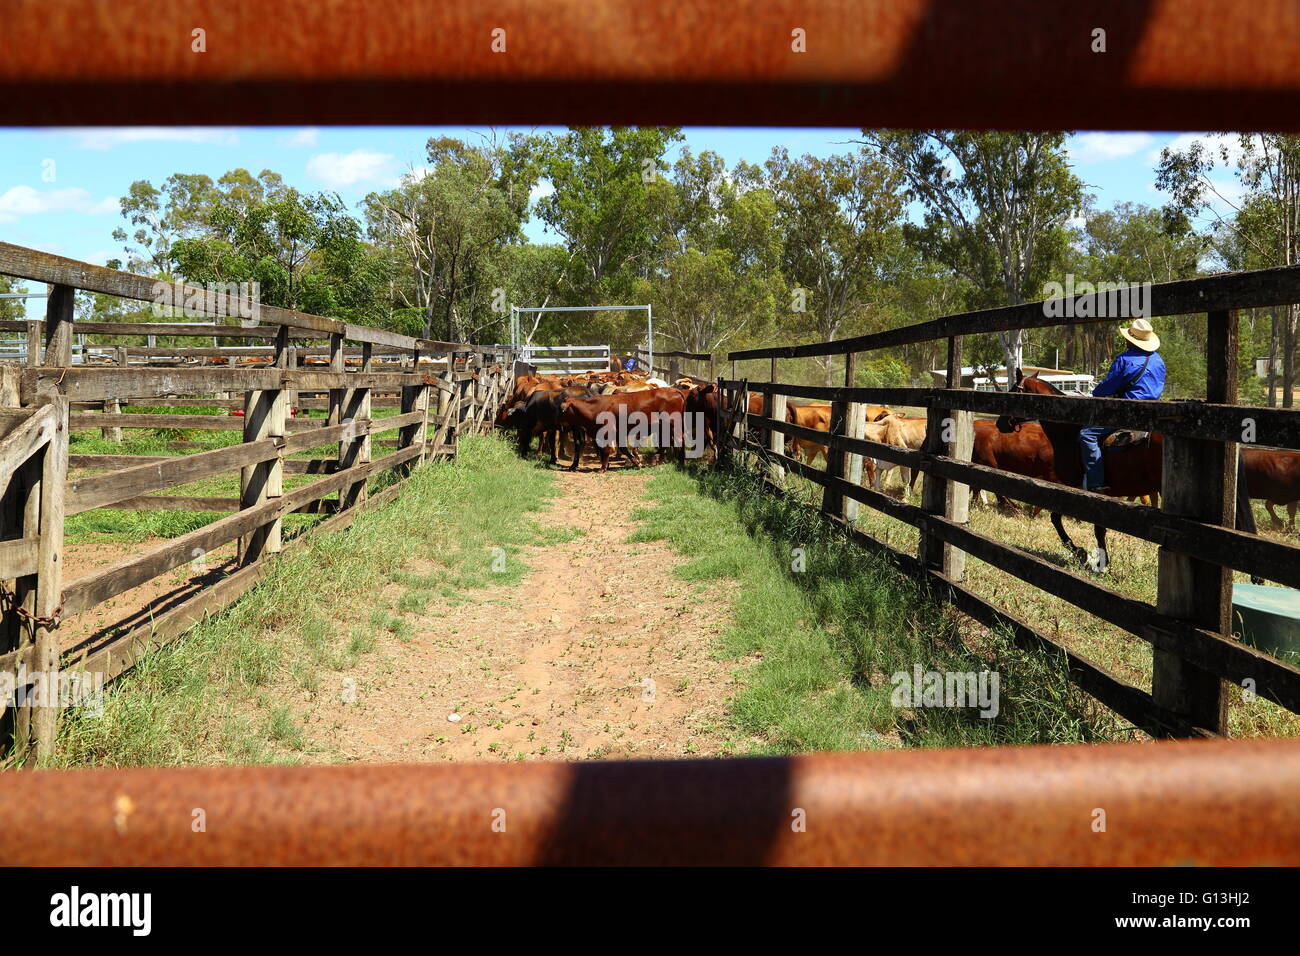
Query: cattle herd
[[495, 368, 1300, 531]]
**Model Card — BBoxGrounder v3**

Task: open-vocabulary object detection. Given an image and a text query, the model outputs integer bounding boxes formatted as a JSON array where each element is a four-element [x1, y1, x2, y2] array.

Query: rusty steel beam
[[5, 0, 1300, 129], [4, 738, 1300, 865]]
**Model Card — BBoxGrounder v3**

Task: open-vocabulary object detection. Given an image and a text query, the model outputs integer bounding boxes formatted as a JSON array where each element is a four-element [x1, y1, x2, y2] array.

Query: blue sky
[[0, 126, 1241, 319]]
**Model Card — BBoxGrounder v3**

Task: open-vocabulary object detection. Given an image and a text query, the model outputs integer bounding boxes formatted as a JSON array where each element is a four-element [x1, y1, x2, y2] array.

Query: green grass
[[631, 461, 1122, 752], [50, 433, 558, 767], [811, 457, 1300, 740], [64, 402, 409, 544]]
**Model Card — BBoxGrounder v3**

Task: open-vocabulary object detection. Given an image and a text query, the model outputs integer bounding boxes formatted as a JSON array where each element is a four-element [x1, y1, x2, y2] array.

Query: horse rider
[[1079, 317, 1165, 493]]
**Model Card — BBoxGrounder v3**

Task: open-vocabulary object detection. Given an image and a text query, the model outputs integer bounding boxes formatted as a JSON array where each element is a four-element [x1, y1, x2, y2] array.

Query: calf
[[560, 387, 687, 472]]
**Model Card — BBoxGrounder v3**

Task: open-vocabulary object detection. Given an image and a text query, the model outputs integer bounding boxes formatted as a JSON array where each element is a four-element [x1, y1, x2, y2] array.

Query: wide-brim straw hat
[[1119, 318, 1160, 352]]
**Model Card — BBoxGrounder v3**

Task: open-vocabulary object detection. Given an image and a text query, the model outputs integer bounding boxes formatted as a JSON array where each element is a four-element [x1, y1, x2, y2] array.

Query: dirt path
[[299, 468, 744, 763]]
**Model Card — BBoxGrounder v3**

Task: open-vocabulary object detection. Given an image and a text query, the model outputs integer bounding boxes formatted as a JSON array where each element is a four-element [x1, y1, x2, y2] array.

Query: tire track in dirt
[[300, 467, 745, 763]]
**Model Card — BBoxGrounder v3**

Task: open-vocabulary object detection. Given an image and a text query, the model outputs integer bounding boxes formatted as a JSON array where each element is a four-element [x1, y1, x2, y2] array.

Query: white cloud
[[282, 128, 320, 148], [1146, 132, 1247, 168], [0, 186, 119, 224], [1068, 132, 1154, 164], [66, 127, 241, 151], [306, 149, 398, 189], [529, 179, 555, 201]]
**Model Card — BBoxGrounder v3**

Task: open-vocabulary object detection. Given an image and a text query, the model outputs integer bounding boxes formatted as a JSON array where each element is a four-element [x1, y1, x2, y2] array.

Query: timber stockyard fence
[[0, 242, 516, 765], [720, 265, 1300, 740]]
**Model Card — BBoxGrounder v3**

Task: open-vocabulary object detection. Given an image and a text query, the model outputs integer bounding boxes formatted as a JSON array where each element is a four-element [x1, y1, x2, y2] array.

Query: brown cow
[[560, 387, 687, 472], [1243, 446, 1300, 529], [784, 403, 893, 468], [785, 403, 833, 466]]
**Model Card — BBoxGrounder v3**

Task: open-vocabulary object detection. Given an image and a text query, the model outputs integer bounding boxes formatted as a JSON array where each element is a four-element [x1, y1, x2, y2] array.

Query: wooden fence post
[[43, 284, 74, 366], [455, 353, 474, 440], [5, 394, 69, 764], [1150, 310, 1236, 735], [340, 383, 371, 511], [400, 349, 431, 469], [918, 336, 970, 578], [732, 378, 749, 466], [842, 352, 867, 522], [102, 347, 125, 442], [239, 384, 283, 563], [24, 320, 41, 367], [821, 355, 855, 518], [766, 358, 786, 484], [285, 344, 298, 414], [715, 377, 730, 469]]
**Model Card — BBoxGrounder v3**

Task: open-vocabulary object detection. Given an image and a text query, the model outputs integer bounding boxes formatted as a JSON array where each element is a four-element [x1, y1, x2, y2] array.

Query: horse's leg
[[1266, 500, 1283, 529], [1087, 524, 1110, 574], [1051, 511, 1088, 565]]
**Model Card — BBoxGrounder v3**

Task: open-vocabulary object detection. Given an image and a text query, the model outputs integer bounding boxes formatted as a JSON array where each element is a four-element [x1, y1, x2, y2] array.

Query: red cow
[[560, 388, 687, 472]]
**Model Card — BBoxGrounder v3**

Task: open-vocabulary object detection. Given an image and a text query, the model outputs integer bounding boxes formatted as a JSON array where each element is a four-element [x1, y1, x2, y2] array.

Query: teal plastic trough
[[1233, 583, 1300, 662]]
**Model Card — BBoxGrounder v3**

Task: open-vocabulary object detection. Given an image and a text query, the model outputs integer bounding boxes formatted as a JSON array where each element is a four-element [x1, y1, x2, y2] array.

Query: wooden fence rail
[[0, 245, 515, 764], [722, 267, 1300, 739]]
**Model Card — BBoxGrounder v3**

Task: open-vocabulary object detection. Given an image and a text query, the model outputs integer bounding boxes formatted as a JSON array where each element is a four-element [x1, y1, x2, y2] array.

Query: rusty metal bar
[[4, 739, 1300, 865], [6, 0, 1300, 130]]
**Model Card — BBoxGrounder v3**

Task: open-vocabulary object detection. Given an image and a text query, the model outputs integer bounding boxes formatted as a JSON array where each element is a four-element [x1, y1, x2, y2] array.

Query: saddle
[[1104, 429, 1151, 450]]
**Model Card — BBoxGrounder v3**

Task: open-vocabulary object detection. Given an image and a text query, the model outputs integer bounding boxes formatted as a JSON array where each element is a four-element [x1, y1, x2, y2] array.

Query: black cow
[[501, 385, 591, 463]]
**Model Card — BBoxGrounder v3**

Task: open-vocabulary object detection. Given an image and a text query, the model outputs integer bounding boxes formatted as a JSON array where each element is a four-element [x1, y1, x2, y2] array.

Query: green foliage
[[863, 130, 1085, 375], [0, 275, 31, 323], [763, 146, 908, 383], [853, 357, 910, 388], [365, 133, 540, 342]]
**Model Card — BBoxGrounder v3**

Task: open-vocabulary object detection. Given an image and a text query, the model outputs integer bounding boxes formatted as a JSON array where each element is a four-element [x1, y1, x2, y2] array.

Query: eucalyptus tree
[[365, 132, 539, 341], [765, 145, 907, 385], [1158, 133, 1300, 405], [859, 130, 1084, 380]]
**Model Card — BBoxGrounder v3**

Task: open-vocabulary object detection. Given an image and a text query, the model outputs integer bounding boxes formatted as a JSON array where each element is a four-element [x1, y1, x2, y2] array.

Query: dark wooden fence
[[720, 267, 1300, 739], [0, 243, 514, 764]]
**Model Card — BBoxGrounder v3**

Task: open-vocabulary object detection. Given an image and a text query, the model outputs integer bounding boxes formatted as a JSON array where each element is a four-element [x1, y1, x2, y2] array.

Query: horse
[[996, 369, 1163, 573]]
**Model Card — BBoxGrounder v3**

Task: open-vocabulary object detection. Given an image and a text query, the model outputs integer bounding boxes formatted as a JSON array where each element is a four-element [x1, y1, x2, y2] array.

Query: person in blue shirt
[[1079, 318, 1165, 492]]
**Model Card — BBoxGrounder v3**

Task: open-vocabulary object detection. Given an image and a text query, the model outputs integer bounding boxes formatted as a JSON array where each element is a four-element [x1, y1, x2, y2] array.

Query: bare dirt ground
[[58, 540, 239, 660], [298, 466, 747, 763]]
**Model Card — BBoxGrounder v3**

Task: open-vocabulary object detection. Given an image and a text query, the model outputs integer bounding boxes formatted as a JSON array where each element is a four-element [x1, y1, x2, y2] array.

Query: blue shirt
[[1091, 346, 1165, 400]]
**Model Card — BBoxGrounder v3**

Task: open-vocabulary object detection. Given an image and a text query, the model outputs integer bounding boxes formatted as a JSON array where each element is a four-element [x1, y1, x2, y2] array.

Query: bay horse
[[996, 369, 1163, 573]]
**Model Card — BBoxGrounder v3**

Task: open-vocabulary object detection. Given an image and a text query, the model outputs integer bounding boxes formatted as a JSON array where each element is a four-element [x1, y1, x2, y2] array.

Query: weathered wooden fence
[[721, 267, 1300, 739], [0, 243, 514, 764], [632, 347, 715, 383]]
